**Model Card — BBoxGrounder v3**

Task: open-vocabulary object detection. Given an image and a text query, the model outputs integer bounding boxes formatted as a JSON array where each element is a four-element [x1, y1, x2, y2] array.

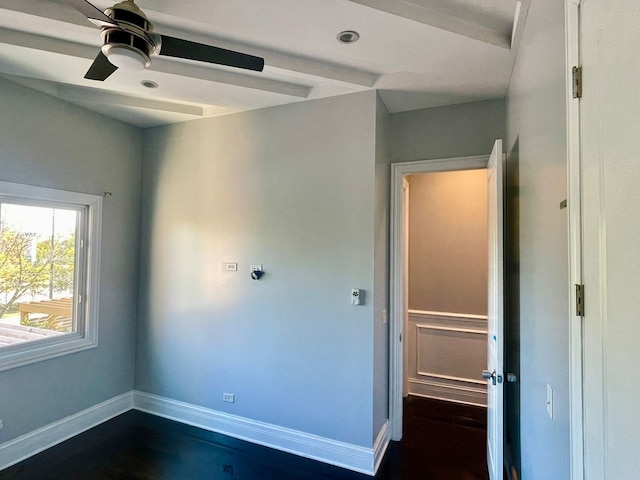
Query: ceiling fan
[[62, 0, 265, 81]]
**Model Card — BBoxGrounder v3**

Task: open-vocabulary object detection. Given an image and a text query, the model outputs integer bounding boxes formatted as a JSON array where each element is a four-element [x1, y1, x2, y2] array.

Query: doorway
[[402, 169, 489, 406], [389, 154, 491, 440]]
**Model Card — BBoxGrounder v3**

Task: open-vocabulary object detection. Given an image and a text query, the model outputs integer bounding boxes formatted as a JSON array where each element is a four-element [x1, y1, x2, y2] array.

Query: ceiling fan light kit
[[62, 0, 265, 81], [103, 44, 149, 70]]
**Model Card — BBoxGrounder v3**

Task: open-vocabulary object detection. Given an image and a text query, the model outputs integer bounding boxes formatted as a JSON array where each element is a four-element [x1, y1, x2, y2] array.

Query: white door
[[484, 139, 504, 480], [580, 0, 640, 477]]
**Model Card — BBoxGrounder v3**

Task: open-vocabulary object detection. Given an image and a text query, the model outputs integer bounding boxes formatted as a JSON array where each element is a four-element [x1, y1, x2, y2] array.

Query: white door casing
[[565, 1, 585, 479], [486, 139, 504, 480], [402, 177, 410, 398]]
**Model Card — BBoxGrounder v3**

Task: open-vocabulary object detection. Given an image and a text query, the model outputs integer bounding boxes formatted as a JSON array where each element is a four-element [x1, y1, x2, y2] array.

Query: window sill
[[0, 332, 98, 371]]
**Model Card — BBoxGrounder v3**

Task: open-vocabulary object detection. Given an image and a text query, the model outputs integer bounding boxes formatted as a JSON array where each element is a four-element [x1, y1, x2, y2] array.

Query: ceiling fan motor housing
[[100, 1, 155, 68]]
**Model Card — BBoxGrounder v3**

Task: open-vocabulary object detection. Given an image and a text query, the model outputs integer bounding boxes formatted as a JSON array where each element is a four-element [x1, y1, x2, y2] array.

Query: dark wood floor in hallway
[[0, 396, 488, 479], [382, 395, 489, 479]]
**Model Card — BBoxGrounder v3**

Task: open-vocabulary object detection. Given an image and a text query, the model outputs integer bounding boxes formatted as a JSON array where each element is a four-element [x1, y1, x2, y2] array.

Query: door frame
[[389, 154, 490, 440], [565, 1, 585, 479]]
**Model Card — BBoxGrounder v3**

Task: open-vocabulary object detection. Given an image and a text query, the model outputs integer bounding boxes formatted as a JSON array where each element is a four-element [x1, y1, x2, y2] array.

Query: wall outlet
[[0, 419, 3, 430], [546, 384, 553, 419], [223, 393, 235, 403], [382, 308, 388, 324], [225, 263, 238, 271], [250, 264, 263, 272]]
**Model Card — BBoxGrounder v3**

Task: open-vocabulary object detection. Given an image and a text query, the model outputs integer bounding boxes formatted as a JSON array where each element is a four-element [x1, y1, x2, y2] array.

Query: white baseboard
[[373, 420, 390, 473], [133, 390, 386, 476], [0, 391, 389, 476], [0, 391, 133, 471], [408, 377, 487, 407]]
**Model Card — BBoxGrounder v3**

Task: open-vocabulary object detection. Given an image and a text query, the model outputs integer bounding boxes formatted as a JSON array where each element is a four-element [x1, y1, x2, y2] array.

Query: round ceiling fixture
[[103, 44, 149, 70], [140, 80, 159, 89], [337, 30, 360, 44]]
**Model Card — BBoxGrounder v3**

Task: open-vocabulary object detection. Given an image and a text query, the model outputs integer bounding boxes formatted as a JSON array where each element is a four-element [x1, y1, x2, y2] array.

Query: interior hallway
[[0, 396, 488, 480]]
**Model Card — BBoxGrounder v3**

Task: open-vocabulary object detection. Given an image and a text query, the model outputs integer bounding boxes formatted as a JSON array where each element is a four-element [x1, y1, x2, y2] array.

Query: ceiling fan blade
[[158, 35, 265, 72], [85, 52, 118, 81], [62, 0, 118, 27]]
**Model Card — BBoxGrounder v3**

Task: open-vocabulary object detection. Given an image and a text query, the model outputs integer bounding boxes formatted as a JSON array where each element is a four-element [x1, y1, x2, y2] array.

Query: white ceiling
[[0, 0, 529, 128]]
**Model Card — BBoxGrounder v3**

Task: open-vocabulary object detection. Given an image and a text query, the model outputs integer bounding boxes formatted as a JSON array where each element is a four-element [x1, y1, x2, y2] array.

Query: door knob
[[482, 369, 503, 385]]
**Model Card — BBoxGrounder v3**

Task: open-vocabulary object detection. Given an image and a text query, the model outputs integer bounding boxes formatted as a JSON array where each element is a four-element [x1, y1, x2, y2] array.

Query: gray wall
[[0, 77, 141, 442], [373, 93, 391, 439], [136, 91, 387, 448], [407, 170, 488, 315], [390, 99, 506, 162], [505, 0, 570, 477]]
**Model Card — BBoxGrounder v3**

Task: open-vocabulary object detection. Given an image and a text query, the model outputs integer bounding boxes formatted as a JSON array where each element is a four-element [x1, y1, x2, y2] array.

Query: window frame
[[0, 181, 102, 371]]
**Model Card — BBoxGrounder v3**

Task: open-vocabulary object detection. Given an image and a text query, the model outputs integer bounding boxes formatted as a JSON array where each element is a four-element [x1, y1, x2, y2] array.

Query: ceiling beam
[[2, 73, 232, 117], [57, 84, 206, 116], [345, 0, 511, 49], [0, 25, 96, 60], [148, 58, 310, 98]]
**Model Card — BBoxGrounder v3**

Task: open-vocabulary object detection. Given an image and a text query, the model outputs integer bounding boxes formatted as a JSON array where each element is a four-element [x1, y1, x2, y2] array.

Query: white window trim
[[0, 181, 102, 371]]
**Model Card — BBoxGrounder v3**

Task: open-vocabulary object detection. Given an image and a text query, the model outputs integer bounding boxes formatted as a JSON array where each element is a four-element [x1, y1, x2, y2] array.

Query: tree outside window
[[0, 204, 77, 332]]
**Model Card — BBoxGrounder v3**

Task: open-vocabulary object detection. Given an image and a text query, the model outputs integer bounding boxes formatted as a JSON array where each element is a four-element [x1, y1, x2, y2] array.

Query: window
[[0, 181, 101, 370]]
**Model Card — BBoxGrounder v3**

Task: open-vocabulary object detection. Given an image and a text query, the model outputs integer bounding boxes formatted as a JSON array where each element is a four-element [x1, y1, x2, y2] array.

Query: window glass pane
[[0, 203, 78, 346]]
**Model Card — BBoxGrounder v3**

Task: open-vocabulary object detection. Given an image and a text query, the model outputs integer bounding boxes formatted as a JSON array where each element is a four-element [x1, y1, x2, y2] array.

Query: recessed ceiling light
[[337, 30, 360, 44], [140, 80, 158, 89]]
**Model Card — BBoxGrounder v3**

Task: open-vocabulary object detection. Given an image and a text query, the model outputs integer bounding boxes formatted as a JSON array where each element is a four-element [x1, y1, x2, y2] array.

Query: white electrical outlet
[[223, 393, 235, 403], [225, 263, 238, 271], [0, 419, 3, 430], [546, 384, 553, 419], [382, 309, 388, 324], [250, 264, 263, 272]]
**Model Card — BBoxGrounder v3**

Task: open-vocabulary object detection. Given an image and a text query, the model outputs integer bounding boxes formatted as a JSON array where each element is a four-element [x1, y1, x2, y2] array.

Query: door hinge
[[572, 66, 582, 99], [575, 284, 585, 316]]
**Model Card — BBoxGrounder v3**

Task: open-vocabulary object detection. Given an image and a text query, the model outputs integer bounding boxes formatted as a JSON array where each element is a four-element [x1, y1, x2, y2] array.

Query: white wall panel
[[407, 311, 487, 406]]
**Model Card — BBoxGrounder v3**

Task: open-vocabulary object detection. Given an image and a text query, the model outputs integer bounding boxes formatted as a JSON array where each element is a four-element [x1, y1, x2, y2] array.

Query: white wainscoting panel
[[407, 310, 487, 406], [0, 392, 133, 471], [134, 391, 389, 476]]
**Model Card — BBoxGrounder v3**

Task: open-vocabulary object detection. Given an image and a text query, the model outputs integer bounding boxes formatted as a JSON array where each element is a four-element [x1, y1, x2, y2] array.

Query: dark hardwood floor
[[0, 396, 488, 479], [379, 395, 489, 480]]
